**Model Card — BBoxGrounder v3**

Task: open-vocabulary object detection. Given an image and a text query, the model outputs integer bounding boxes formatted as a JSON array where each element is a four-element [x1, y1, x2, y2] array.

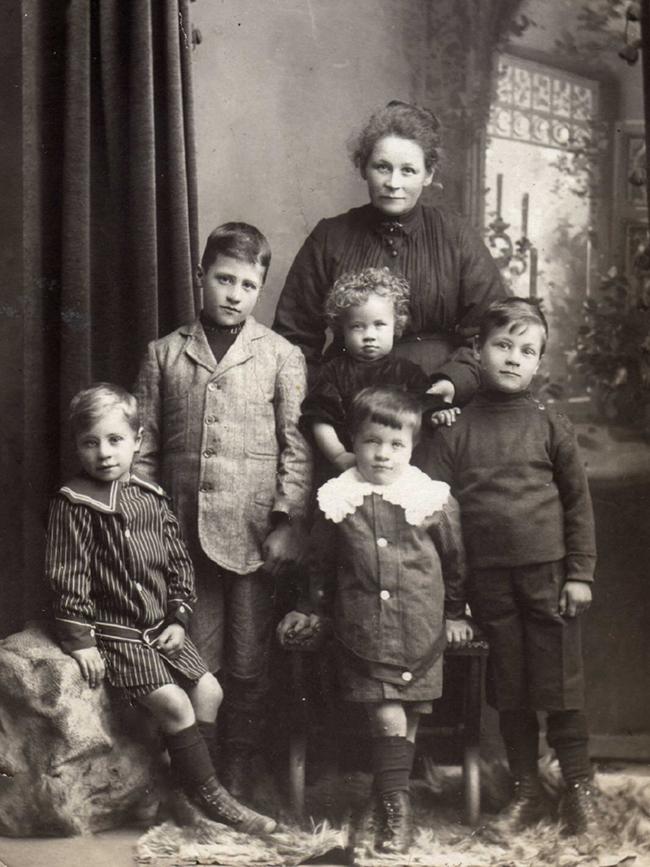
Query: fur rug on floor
[[135, 758, 650, 866]]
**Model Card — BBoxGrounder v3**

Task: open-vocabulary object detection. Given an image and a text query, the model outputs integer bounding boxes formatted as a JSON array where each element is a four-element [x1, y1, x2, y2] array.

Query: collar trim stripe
[[60, 481, 120, 513]]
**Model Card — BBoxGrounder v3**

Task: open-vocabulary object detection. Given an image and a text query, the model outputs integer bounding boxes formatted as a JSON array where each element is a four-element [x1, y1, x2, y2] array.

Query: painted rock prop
[[0, 621, 163, 836]]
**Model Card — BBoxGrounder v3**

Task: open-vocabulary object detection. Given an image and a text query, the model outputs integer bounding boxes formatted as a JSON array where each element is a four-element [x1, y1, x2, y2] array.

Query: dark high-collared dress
[[45, 474, 207, 697], [300, 352, 433, 451], [273, 203, 507, 403]]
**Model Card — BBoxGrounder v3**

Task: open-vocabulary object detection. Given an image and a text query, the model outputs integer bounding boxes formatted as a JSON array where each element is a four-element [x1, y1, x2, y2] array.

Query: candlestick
[[521, 193, 529, 238], [529, 246, 538, 297], [585, 227, 594, 298], [496, 174, 503, 217]]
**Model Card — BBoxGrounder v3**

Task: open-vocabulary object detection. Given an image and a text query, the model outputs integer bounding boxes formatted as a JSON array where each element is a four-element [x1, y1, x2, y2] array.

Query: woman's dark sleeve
[[435, 222, 508, 405], [273, 221, 331, 369]]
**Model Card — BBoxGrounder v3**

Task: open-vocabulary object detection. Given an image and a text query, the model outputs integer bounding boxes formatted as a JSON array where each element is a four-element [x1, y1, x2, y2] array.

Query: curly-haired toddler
[[300, 266, 440, 473]]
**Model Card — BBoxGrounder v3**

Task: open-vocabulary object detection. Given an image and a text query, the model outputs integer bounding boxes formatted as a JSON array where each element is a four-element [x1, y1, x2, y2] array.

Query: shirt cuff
[[166, 598, 193, 629], [55, 617, 97, 653]]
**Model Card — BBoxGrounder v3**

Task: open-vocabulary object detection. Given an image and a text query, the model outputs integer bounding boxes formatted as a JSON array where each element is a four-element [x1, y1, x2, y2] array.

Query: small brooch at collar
[[378, 220, 405, 236]]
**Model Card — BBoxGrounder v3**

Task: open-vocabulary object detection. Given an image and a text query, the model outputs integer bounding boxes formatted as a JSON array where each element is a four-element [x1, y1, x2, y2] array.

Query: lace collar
[[317, 465, 451, 526]]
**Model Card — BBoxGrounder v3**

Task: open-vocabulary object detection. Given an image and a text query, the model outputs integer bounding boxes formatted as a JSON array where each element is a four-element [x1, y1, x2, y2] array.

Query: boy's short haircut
[[478, 296, 549, 355], [349, 385, 422, 443], [69, 383, 140, 437], [200, 222, 272, 279], [324, 266, 411, 337]]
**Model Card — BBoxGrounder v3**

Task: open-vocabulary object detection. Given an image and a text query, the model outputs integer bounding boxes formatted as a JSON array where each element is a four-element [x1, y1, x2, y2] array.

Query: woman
[[273, 100, 507, 406]]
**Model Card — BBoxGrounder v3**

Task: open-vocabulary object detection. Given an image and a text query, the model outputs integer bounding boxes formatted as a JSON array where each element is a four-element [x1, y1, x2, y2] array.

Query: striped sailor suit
[[46, 474, 207, 694]]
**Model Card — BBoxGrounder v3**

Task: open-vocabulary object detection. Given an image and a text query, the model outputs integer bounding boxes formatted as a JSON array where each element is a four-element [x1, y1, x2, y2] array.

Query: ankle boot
[[361, 792, 383, 850], [188, 775, 276, 834], [560, 780, 598, 836], [498, 774, 550, 829], [377, 790, 413, 854]]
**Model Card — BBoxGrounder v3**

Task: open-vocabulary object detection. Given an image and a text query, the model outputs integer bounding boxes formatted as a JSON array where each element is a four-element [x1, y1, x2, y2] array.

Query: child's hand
[[559, 580, 592, 617], [431, 407, 461, 427], [153, 623, 186, 658], [445, 618, 474, 648], [263, 523, 305, 577], [71, 647, 105, 688], [332, 451, 356, 473], [276, 610, 321, 646]]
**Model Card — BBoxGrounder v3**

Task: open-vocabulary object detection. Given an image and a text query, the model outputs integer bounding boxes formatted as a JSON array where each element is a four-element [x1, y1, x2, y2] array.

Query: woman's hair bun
[[385, 100, 440, 132], [350, 101, 442, 171]]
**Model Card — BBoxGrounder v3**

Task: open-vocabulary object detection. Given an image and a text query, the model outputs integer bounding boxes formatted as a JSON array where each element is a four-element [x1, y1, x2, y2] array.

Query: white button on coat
[[377, 537, 388, 548], [401, 671, 413, 682], [380, 589, 391, 600]]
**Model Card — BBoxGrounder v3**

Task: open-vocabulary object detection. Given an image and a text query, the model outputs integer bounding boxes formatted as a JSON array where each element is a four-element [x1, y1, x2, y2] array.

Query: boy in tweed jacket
[[134, 223, 312, 799]]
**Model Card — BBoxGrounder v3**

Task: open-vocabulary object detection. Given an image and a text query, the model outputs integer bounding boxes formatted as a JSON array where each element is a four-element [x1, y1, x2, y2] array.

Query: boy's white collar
[[317, 465, 451, 526]]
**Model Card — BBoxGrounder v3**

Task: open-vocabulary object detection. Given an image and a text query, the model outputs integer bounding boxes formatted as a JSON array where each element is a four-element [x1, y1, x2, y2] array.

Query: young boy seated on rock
[[45, 383, 276, 836]]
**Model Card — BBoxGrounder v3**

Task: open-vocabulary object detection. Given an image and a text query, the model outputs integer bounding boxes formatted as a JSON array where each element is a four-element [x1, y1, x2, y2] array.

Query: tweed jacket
[[134, 316, 313, 574]]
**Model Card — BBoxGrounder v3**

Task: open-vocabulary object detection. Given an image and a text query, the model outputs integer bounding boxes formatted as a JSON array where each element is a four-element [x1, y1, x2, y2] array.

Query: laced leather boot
[[189, 775, 276, 834], [561, 780, 598, 836], [377, 790, 413, 854], [498, 774, 550, 830]]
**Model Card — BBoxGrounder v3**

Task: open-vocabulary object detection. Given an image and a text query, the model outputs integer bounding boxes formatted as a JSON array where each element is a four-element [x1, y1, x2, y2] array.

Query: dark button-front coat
[[307, 466, 467, 702]]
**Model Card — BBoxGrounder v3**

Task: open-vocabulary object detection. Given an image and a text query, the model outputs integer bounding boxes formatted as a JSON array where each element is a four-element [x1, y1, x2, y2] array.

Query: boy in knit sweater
[[428, 297, 598, 836]]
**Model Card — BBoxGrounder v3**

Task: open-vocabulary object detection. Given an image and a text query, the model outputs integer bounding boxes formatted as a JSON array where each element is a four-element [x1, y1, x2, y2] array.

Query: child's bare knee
[[198, 672, 223, 707], [140, 685, 194, 729]]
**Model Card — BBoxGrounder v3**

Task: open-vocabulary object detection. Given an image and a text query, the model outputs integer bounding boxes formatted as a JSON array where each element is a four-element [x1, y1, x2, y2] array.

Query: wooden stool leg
[[288, 652, 307, 819], [463, 655, 483, 826]]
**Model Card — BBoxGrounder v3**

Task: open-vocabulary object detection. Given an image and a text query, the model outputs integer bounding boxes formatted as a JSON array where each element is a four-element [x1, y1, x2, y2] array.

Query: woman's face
[[363, 135, 433, 217]]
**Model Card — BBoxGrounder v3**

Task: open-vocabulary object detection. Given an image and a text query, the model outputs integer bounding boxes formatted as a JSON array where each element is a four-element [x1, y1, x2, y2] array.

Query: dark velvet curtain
[[642, 0, 650, 205], [11, 0, 199, 636]]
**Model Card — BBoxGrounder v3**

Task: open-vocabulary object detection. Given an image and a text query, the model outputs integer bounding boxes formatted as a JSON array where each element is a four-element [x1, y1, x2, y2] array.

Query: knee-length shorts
[[468, 560, 586, 712]]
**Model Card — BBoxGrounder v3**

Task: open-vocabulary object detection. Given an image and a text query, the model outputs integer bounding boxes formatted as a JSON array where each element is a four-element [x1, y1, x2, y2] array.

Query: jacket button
[[200, 483, 213, 492], [206, 415, 217, 424], [124, 528, 131, 540], [203, 449, 214, 458], [377, 537, 388, 548], [390, 250, 398, 258], [401, 671, 413, 682], [380, 589, 391, 600]]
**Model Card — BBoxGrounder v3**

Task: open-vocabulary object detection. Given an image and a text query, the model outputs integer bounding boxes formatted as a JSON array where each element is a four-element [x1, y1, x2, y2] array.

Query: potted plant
[[574, 265, 650, 433]]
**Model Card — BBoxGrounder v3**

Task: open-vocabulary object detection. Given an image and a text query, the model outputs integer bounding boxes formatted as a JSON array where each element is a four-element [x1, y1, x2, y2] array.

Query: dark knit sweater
[[428, 390, 596, 581]]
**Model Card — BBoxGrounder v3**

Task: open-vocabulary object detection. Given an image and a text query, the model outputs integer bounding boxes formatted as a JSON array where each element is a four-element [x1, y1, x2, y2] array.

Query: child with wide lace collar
[[278, 386, 473, 856]]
